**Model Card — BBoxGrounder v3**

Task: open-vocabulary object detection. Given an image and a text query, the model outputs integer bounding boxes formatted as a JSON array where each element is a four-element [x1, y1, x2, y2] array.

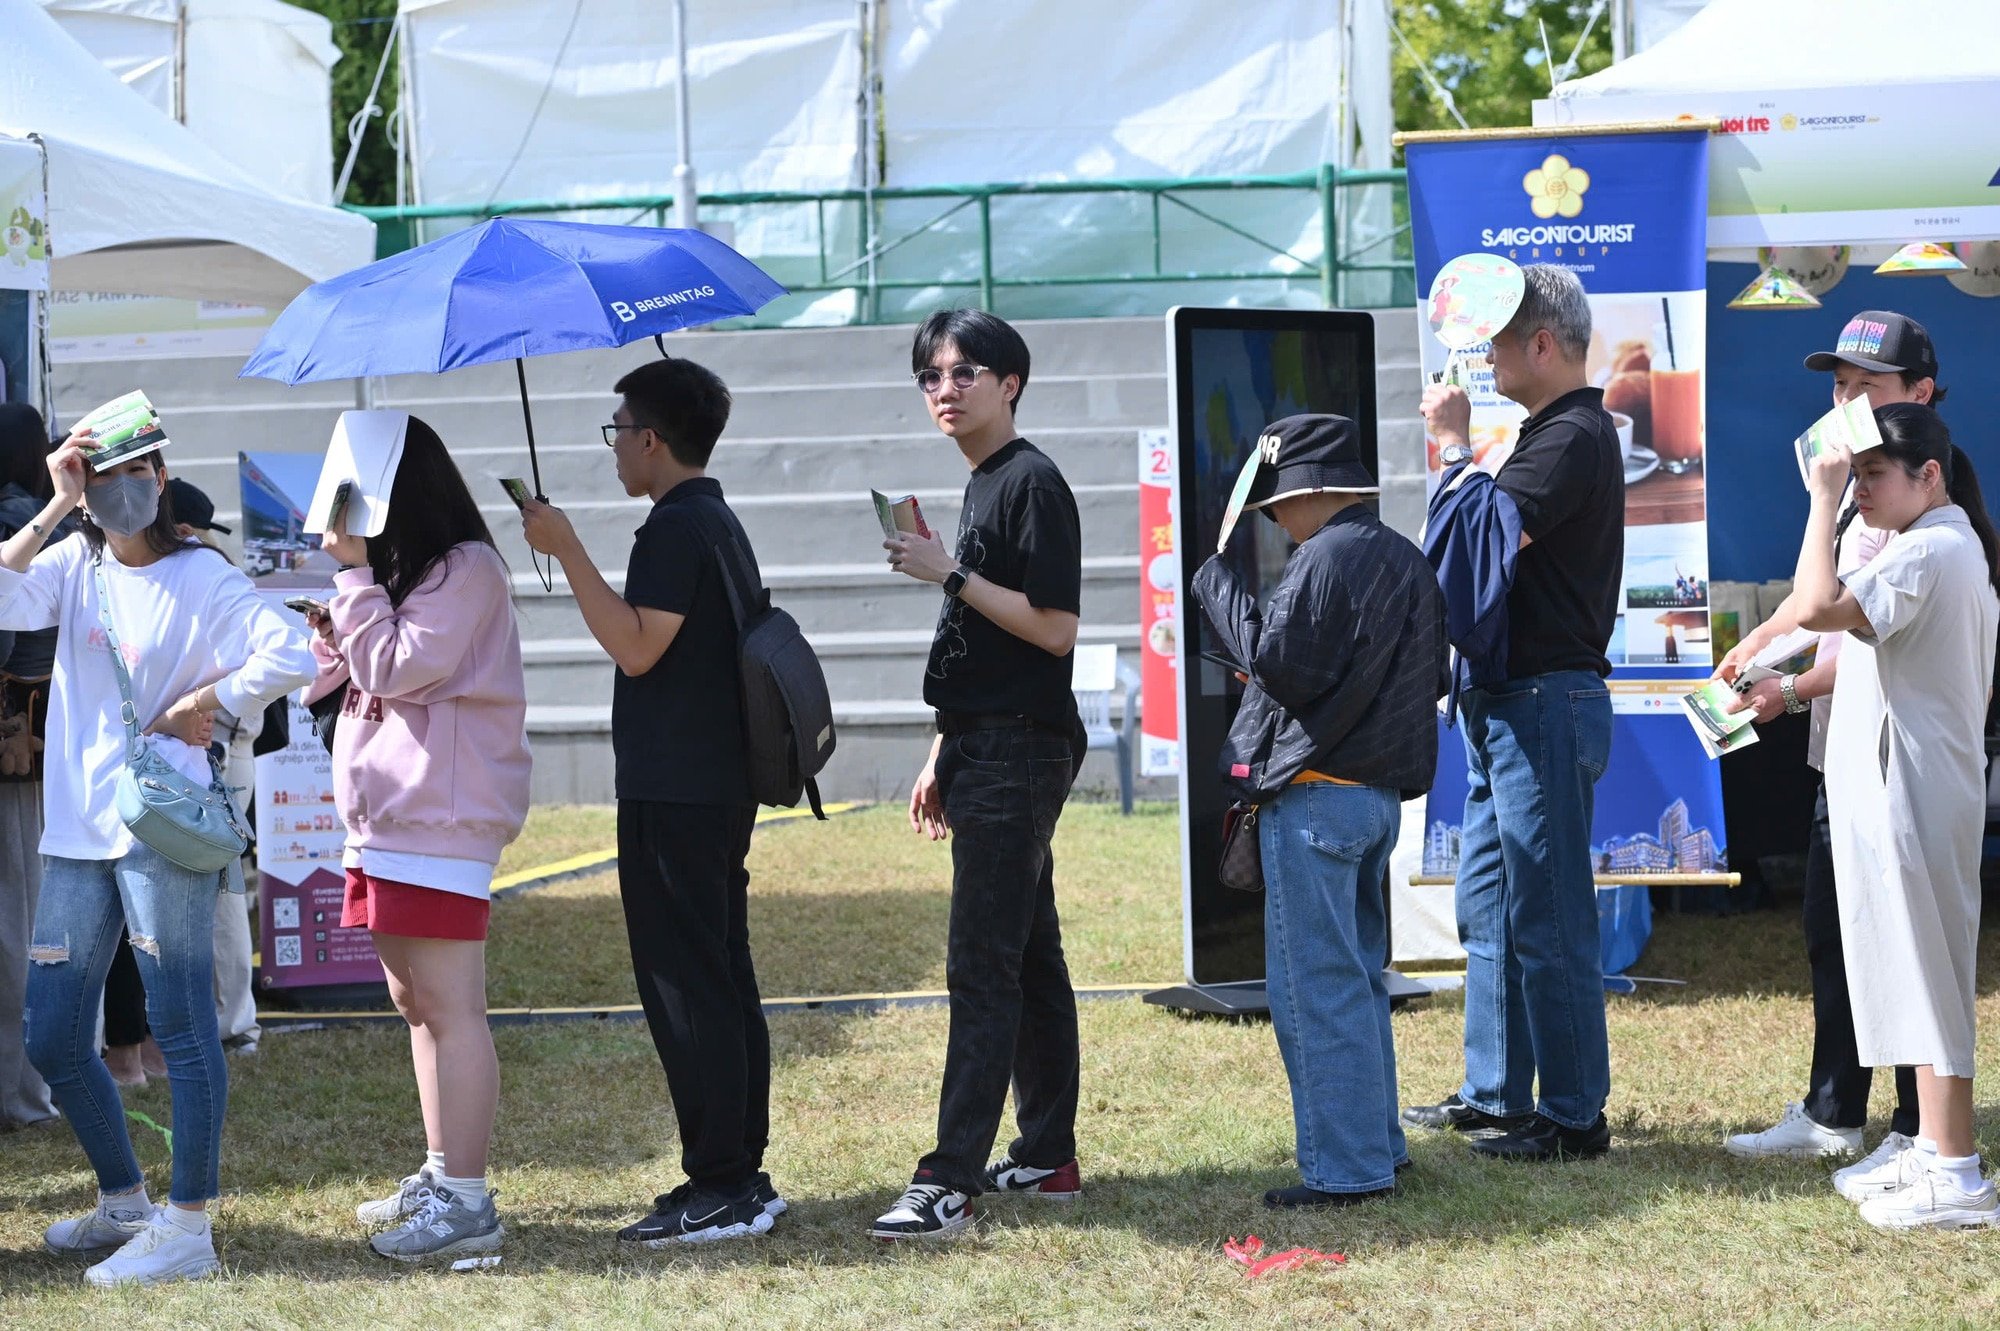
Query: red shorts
[[340, 869, 491, 942]]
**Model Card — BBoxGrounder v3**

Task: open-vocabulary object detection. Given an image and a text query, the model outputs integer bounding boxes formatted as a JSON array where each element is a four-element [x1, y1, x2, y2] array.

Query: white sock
[[100, 1184, 148, 1213], [160, 1205, 210, 1237], [437, 1172, 487, 1202], [1915, 1136, 1940, 1159], [424, 1149, 447, 1176], [1933, 1152, 1985, 1195]]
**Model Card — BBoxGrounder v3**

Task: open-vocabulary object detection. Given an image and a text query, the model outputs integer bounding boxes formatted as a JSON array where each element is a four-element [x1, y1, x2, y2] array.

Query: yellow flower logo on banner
[[1523, 154, 1590, 219]]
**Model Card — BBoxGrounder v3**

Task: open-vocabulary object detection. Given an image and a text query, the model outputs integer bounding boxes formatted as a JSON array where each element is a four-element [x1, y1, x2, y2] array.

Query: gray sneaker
[[356, 1169, 435, 1229], [369, 1185, 504, 1263], [45, 1196, 152, 1254]]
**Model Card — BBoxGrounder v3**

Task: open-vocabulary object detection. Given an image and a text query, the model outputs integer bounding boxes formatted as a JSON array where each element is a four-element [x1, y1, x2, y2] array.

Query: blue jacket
[[1422, 461, 1522, 722]]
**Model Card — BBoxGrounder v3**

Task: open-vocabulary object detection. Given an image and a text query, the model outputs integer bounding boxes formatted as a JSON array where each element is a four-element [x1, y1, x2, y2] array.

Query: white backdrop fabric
[[4, 0, 374, 302], [37, 0, 341, 204]]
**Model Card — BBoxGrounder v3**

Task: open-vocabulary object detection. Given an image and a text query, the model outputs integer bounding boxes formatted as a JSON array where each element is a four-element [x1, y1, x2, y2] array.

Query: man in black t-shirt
[[870, 310, 1085, 1241], [521, 357, 780, 1245], [1411, 264, 1623, 1164]]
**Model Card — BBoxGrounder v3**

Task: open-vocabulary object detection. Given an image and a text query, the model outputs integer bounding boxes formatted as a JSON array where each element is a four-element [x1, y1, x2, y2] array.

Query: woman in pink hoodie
[[305, 415, 530, 1264]]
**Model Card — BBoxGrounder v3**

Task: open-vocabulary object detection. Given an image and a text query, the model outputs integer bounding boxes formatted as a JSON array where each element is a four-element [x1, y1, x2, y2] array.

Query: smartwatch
[[941, 566, 968, 599]]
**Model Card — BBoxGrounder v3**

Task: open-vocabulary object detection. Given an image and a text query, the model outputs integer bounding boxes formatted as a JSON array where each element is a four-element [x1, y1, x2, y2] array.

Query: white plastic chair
[[1072, 643, 1141, 814]]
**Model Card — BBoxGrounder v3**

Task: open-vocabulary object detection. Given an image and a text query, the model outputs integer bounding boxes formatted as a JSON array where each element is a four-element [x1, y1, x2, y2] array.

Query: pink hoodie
[[306, 542, 530, 865]]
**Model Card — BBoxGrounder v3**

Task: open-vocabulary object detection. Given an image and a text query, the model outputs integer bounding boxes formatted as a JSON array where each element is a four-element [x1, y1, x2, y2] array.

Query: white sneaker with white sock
[[1833, 1132, 1919, 1202], [83, 1206, 221, 1287], [44, 1190, 152, 1254], [1724, 1102, 1862, 1159], [1858, 1158, 1999, 1232]]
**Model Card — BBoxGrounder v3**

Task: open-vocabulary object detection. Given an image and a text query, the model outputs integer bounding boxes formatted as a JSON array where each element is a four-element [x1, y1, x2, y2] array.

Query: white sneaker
[[356, 1168, 436, 1228], [1724, 1102, 1862, 1159], [83, 1207, 221, 1287], [1858, 1170, 2000, 1231], [1834, 1132, 1919, 1203], [44, 1195, 152, 1254], [869, 1182, 974, 1241]]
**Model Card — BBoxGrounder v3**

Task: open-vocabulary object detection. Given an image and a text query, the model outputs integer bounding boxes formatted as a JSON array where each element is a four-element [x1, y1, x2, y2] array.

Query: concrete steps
[[56, 310, 1425, 804]]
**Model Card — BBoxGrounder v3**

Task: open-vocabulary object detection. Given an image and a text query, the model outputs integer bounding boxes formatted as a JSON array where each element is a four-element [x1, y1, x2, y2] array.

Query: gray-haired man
[[1409, 264, 1625, 1162]]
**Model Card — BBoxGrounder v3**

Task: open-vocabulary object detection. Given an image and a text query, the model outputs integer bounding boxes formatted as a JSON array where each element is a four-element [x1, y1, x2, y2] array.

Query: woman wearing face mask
[[0, 426, 314, 1286], [1794, 402, 2000, 1232]]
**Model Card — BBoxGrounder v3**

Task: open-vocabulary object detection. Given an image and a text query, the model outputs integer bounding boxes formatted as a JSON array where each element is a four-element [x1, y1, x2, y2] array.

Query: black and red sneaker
[[983, 1154, 1082, 1199]]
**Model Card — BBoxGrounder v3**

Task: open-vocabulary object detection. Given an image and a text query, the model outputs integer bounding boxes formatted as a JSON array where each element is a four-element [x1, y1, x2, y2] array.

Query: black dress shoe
[[1468, 1113, 1611, 1162], [1401, 1092, 1532, 1137], [1263, 1183, 1393, 1209]]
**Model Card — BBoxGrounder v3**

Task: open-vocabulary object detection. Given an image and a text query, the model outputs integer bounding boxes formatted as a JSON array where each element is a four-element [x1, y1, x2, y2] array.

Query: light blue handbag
[[93, 555, 249, 873]]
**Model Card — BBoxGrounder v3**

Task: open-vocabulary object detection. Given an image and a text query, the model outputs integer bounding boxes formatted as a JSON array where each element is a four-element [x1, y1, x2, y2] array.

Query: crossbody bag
[[91, 554, 249, 872]]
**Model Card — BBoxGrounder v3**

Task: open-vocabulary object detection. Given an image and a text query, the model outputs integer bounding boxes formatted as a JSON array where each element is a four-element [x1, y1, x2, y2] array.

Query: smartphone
[[326, 479, 354, 531], [284, 595, 329, 618], [499, 477, 533, 509], [1199, 648, 1245, 674]]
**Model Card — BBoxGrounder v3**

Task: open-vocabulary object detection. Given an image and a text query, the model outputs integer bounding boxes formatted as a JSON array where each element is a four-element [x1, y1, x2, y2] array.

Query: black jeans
[[617, 800, 770, 1193], [915, 725, 1081, 1195], [1801, 783, 1919, 1135]]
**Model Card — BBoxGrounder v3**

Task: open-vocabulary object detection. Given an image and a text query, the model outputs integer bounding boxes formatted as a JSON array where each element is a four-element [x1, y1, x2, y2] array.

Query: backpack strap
[[804, 775, 826, 820]]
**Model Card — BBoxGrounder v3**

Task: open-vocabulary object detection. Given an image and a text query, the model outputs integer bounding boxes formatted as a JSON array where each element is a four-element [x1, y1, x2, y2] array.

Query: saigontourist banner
[[1400, 123, 1721, 960]]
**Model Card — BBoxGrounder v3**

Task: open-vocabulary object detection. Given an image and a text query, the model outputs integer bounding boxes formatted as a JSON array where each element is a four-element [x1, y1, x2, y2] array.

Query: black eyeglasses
[[602, 423, 641, 447], [913, 363, 990, 396]]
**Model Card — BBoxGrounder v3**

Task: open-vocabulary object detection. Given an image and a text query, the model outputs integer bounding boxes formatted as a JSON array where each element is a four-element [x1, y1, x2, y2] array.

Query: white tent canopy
[[0, 0, 374, 303], [1540, 0, 2000, 249]]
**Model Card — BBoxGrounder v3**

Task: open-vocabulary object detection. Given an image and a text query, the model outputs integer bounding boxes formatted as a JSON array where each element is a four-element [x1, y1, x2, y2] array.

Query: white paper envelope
[[306, 411, 408, 537]]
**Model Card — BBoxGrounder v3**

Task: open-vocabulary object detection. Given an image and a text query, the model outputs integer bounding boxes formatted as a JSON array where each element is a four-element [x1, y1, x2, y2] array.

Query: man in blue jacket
[[1408, 264, 1625, 1162]]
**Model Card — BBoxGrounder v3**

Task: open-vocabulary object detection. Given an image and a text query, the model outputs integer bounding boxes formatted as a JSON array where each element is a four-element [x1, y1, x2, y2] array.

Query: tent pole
[[515, 358, 544, 499]]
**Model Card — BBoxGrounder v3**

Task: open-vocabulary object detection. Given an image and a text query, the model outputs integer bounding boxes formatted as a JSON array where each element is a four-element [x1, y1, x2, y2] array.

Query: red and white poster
[[1138, 429, 1179, 777]]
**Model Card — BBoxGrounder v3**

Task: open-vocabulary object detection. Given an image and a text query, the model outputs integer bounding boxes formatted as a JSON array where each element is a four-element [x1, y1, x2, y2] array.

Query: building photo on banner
[[1398, 122, 1720, 972], [0, 134, 48, 407]]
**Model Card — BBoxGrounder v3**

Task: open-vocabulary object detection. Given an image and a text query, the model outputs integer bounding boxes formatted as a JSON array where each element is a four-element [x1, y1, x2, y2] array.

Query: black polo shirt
[[614, 476, 753, 805], [1493, 386, 1624, 679]]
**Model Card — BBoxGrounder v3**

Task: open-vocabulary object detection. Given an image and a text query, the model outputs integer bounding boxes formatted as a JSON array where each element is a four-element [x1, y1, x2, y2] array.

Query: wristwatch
[[941, 565, 968, 599], [1779, 673, 1809, 714], [1439, 441, 1474, 467]]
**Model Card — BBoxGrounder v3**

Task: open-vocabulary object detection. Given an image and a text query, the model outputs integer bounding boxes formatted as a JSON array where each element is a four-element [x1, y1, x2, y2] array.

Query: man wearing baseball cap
[[1192, 414, 1448, 1208], [1715, 309, 1942, 1190]]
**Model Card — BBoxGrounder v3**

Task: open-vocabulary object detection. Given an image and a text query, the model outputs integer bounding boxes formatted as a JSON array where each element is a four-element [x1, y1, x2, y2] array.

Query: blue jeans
[[1455, 671, 1612, 1129], [26, 846, 229, 1203], [1260, 781, 1406, 1192]]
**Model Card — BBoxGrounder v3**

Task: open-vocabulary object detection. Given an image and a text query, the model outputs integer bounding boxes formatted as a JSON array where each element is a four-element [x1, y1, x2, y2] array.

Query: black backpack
[[712, 534, 836, 817]]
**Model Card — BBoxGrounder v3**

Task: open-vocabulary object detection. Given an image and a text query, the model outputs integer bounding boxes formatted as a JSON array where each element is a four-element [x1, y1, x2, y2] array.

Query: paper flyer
[[870, 490, 932, 541], [1215, 450, 1262, 554], [75, 391, 169, 468], [1793, 397, 1881, 485], [1680, 677, 1757, 745], [306, 411, 407, 538]]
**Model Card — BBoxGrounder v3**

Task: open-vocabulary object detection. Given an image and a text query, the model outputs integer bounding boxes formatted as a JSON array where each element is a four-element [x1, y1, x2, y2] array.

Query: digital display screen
[[1169, 308, 1378, 986]]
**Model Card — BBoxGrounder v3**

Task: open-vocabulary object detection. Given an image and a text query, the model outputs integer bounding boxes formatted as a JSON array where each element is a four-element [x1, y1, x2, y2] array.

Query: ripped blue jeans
[[27, 845, 228, 1204]]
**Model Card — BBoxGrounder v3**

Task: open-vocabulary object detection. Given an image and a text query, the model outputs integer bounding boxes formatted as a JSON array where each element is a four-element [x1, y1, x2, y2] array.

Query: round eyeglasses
[[913, 363, 990, 396]]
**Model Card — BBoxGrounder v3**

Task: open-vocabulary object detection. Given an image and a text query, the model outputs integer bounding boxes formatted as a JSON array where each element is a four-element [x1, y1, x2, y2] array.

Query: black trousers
[[1802, 783, 1919, 1136], [616, 800, 770, 1193], [915, 726, 1082, 1195]]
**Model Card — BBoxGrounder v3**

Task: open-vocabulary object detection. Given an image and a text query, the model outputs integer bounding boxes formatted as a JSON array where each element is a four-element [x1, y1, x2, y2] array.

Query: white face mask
[[86, 473, 160, 537]]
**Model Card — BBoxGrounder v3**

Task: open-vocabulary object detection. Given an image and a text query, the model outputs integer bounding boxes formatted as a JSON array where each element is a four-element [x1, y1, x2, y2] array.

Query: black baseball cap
[[166, 478, 230, 534], [1804, 310, 1939, 379], [1244, 414, 1378, 512]]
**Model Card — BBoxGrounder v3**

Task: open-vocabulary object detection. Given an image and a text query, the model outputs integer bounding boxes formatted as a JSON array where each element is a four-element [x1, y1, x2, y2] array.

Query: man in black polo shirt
[[871, 309, 1085, 1240], [1410, 263, 1624, 1162], [521, 357, 781, 1244]]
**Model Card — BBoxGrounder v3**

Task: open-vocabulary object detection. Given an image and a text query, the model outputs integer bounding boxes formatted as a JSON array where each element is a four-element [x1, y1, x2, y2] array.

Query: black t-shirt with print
[[615, 477, 753, 805], [1492, 385, 1625, 679], [923, 439, 1083, 733]]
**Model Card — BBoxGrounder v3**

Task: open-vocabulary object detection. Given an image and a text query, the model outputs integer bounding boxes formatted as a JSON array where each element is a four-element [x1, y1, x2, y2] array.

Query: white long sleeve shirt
[[0, 533, 316, 859]]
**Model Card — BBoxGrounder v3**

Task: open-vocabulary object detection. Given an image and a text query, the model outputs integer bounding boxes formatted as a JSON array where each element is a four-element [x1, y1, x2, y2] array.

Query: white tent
[[36, 0, 344, 205], [0, 0, 374, 303], [1540, 0, 2000, 250]]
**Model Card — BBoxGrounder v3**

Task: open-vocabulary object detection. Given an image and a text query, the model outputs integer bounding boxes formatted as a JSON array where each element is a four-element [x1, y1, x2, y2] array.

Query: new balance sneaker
[[983, 1154, 1082, 1199], [1834, 1133, 1920, 1203], [44, 1194, 152, 1255], [639, 1184, 775, 1247], [356, 1168, 436, 1229], [368, 1185, 504, 1263], [1858, 1170, 2000, 1231], [83, 1208, 220, 1287], [1724, 1102, 1862, 1159], [753, 1171, 788, 1220], [870, 1182, 973, 1241]]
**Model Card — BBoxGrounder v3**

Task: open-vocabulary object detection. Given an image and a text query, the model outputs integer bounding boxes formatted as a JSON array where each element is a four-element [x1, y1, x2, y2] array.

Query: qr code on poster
[[273, 897, 300, 930], [273, 936, 303, 967]]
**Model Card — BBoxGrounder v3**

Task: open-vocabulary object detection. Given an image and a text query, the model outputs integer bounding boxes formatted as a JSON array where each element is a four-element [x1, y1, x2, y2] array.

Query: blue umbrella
[[239, 218, 788, 495]]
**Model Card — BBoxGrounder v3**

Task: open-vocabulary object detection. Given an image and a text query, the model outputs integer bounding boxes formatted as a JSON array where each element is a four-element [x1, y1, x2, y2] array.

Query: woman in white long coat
[[1795, 402, 2000, 1232]]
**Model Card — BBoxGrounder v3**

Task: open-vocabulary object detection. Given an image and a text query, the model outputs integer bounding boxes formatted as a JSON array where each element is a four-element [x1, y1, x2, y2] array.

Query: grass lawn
[[6, 802, 2000, 1328]]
